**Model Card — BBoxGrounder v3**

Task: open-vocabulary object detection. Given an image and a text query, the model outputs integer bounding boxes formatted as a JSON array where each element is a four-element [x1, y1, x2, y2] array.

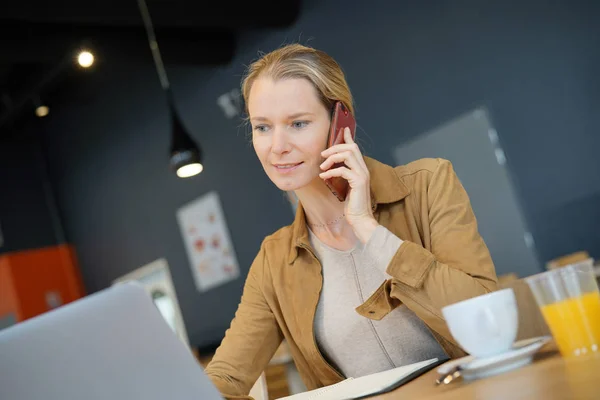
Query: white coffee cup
[[442, 288, 518, 358]]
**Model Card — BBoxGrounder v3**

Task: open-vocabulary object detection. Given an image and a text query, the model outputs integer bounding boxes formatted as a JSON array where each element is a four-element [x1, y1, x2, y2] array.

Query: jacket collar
[[287, 156, 410, 264]]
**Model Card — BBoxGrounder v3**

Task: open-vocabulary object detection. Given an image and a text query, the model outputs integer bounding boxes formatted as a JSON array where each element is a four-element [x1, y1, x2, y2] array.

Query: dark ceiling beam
[[0, 21, 235, 65], [0, 0, 300, 29], [0, 0, 302, 135]]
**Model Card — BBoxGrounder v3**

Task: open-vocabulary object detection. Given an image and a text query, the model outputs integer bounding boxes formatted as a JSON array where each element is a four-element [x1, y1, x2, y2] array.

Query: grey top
[[309, 225, 446, 379]]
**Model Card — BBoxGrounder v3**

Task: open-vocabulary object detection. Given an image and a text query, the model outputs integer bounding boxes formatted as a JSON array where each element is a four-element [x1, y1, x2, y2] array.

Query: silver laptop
[[0, 282, 223, 399]]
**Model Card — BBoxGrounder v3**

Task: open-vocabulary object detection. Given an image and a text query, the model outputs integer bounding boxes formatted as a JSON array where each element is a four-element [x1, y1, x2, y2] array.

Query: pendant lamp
[[138, 0, 203, 178]]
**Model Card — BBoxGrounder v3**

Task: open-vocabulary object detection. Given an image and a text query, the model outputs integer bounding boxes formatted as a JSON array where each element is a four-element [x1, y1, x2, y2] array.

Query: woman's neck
[[294, 178, 347, 234]]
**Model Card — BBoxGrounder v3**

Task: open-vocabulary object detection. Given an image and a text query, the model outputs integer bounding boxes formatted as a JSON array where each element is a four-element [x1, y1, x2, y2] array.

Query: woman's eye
[[292, 121, 309, 129], [253, 125, 269, 133]]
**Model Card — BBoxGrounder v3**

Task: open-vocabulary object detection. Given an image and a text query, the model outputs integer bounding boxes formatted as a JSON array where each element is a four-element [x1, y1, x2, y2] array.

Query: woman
[[205, 44, 497, 398]]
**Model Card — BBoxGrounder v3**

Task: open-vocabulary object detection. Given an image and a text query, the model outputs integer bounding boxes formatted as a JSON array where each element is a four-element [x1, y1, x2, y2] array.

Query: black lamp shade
[[168, 99, 203, 178]]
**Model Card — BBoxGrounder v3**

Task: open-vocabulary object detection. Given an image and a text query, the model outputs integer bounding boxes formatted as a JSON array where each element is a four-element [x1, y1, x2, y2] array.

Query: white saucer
[[437, 336, 552, 381]]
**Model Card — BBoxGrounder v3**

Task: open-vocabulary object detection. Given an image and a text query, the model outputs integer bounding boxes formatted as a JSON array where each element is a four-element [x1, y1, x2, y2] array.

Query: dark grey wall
[[0, 132, 60, 254], [41, 0, 600, 348]]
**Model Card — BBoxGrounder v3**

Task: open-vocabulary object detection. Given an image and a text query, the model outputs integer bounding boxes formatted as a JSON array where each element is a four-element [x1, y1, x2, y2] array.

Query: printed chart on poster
[[176, 191, 240, 292]]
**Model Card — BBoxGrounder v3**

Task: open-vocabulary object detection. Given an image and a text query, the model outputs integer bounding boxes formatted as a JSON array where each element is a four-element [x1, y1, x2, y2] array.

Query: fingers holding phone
[[320, 128, 367, 174], [320, 126, 374, 226]]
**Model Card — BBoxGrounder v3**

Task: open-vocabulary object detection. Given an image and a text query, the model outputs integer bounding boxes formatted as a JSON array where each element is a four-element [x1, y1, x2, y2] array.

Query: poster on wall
[[176, 191, 240, 292]]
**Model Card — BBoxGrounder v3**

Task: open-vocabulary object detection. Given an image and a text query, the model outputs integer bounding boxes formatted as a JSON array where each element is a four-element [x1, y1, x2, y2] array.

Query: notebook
[[278, 358, 445, 400]]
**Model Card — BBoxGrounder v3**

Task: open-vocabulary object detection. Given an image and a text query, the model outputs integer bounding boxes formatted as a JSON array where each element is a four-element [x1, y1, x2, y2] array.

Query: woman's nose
[[271, 128, 291, 154]]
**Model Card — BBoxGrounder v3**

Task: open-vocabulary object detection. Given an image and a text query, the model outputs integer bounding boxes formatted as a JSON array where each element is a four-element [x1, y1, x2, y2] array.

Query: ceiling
[[0, 0, 301, 135]]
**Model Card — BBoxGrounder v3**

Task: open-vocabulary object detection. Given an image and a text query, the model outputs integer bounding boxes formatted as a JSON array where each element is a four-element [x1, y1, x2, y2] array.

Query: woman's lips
[[273, 162, 303, 174]]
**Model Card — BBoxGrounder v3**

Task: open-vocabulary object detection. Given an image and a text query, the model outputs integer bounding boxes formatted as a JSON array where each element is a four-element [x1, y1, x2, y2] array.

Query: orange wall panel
[[0, 258, 20, 320], [6, 244, 85, 321]]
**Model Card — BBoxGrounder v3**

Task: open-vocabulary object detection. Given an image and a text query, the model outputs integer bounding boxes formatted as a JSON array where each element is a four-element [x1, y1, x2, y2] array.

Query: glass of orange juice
[[525, 259, 600, 358]]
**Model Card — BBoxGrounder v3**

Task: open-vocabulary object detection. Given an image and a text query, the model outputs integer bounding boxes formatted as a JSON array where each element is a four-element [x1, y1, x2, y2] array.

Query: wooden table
[[371, 342, 600, 399]]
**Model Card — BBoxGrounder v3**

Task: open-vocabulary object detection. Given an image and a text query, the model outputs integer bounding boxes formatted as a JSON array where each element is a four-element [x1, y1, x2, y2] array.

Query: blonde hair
[[241, 44, 355, 117]]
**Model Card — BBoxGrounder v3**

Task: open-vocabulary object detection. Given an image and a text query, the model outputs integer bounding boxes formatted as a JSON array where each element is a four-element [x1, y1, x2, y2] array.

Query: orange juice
[[541, 291, 600, 357]]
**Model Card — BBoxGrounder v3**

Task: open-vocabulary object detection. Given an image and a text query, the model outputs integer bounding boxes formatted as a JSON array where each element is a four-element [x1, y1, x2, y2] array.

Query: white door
[[393, 108, 541, 278]]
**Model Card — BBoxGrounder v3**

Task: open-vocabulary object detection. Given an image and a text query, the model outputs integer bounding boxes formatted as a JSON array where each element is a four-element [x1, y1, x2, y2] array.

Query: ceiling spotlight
[[77, 51, 95, 68], [33, 96, 49, 118], [35, 105, 50, 118]]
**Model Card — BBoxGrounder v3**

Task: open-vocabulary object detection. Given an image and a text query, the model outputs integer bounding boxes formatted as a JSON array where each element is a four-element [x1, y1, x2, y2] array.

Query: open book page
[[276, 378, 354, 400], [277, 358, 439, 400]]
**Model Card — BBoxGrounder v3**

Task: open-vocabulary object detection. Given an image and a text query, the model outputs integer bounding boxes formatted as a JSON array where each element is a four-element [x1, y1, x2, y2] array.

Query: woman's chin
[[272, 176, 312, 192], [275, 181, 302, 192]]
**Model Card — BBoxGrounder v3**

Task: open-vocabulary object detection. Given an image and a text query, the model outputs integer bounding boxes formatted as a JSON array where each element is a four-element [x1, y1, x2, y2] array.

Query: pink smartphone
[[324, 102, 356, 202]]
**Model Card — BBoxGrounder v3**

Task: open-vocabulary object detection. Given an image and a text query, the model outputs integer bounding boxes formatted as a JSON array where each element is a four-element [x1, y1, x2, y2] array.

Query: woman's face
[[248, 77, 331, 192]]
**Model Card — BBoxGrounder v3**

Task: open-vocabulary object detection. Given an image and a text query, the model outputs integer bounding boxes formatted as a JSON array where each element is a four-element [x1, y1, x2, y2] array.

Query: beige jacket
[[205, 157, 498, 399]]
